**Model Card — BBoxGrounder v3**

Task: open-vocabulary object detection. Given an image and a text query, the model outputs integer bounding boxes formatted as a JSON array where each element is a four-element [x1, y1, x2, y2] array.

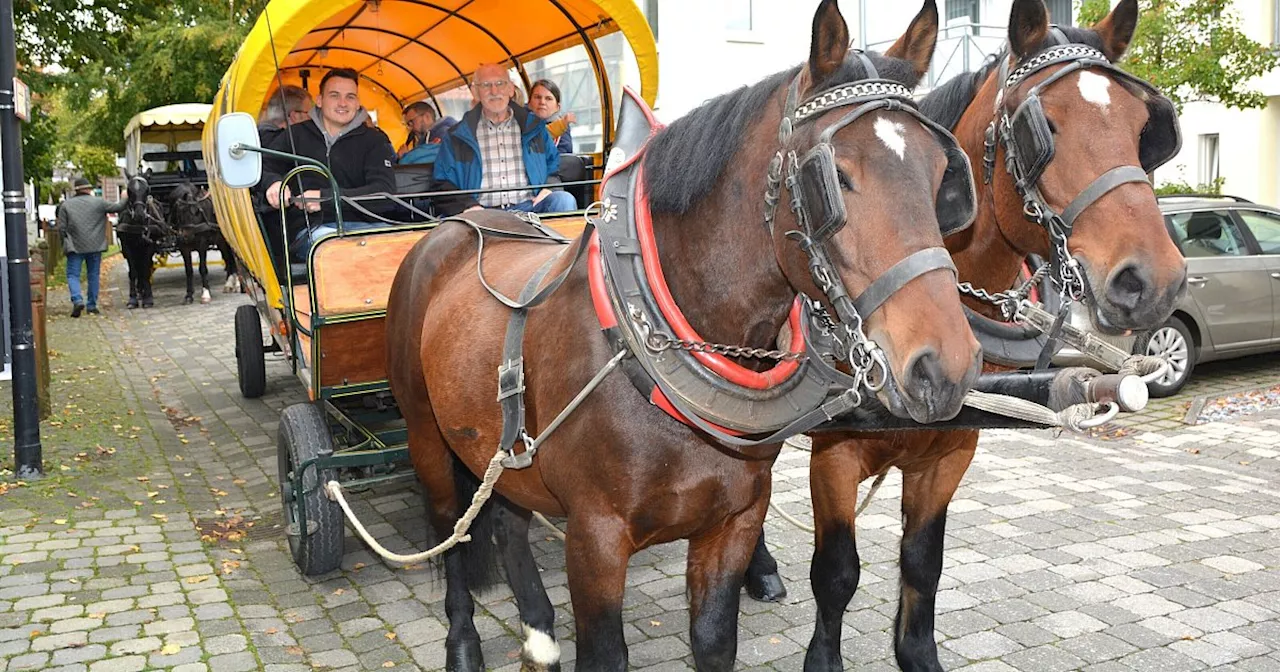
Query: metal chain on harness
[[629, 305, 804, 362], [957, 263, 1048, 320]]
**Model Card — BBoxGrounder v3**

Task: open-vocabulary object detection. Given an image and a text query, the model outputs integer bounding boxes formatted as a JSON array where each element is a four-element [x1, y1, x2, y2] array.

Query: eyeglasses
[[474, 80, 510, 91]]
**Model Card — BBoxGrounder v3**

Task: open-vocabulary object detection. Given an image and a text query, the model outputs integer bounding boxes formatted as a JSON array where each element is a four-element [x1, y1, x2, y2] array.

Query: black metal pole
[[1, 0, 43, 478]]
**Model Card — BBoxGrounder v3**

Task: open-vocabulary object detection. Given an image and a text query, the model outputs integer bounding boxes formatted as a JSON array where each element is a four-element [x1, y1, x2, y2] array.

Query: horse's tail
[[448, 452, 504, 593]]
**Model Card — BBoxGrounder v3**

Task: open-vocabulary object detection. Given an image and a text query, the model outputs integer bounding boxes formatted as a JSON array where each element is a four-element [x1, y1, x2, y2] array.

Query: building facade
[[639, 0, 1278, 205]]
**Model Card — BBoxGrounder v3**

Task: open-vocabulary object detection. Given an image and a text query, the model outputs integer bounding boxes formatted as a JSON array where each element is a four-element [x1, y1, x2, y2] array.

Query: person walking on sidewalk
[[55, 177, 126, 317]]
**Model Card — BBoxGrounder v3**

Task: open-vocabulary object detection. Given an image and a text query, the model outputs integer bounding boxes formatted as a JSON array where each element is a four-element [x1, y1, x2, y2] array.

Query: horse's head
[[978, 0, 1187, 331], [126, 176, 152, 221], [770, 0, 981, 423]]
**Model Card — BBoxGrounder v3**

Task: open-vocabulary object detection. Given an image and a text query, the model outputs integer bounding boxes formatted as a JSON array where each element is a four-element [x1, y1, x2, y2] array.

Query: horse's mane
[[918, 26, 1108, 131], [644, 53, 920, 216]]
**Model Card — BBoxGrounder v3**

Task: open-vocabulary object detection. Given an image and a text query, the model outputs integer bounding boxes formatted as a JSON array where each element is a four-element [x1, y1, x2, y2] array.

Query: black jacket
[[258, 111, 396, 233]]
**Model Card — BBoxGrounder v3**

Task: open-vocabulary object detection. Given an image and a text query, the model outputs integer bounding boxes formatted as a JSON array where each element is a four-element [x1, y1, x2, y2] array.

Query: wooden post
[[29, 244, 50, 420]]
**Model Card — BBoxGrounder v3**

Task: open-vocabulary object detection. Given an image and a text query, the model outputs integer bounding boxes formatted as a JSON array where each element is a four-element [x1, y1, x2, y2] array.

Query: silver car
[[1051, 195, 1280, 397]]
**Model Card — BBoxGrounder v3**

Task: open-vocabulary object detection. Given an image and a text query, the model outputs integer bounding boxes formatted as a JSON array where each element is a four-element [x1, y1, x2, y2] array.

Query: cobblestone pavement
[[2, 258, 1279, 671]]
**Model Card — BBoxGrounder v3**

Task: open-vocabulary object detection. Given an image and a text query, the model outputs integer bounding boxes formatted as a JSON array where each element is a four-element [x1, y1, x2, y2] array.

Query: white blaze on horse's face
[[1077, 71, 1112, 109], [874, 116, 907, 160]]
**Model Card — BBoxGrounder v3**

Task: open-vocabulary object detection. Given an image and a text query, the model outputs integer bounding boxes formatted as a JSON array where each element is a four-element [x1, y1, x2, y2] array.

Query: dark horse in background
[[386, 1, 983, 669], [168, 182, 238, 304], [117, 176, 167, 309]]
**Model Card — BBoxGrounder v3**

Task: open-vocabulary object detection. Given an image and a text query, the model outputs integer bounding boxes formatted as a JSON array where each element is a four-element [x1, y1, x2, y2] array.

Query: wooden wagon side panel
[[312, 230, 429, 315]]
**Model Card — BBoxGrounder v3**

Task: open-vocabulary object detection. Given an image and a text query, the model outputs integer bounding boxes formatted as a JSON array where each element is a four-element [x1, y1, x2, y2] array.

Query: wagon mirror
[[214, 112, 262, 189]]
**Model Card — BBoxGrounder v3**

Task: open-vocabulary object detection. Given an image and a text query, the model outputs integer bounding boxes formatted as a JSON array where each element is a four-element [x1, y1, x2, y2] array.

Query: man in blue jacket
[[432, 63, 577, 216]]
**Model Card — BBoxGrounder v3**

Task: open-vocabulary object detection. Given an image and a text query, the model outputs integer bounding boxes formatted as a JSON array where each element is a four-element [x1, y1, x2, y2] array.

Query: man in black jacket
[[259, 68, 396, 262]]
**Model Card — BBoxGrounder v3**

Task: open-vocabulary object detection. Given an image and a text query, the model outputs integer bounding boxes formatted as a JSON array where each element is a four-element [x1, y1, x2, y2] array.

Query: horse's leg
[[686, 500, 767, 671], [141, 245, 155, 308], [182, 249, 195, 303], [124, 240, 140, 308], [495, 504, 560, 672], [198, 247, 211, 303], [565, 515, 633, 671], [894, 435, 978, 672], [804, 436, 864, 671], [743, 528, 786, 602], [403, 399, 488, 670]]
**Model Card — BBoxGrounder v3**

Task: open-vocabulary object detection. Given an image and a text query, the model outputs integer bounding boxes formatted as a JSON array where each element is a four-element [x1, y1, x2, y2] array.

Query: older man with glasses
[[431, 63, 576, 216]]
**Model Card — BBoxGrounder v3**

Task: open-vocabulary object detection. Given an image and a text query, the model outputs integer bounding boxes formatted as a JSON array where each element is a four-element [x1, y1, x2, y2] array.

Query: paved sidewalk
[[2, 259, 1279, 671]]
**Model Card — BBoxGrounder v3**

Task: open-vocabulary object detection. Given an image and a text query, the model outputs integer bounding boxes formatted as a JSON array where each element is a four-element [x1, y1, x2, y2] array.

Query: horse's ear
[[1008, 0, 1050, 60], [884, 0, 940, 81], [1091, 0, 1139, 62], [807, 0, 850, 88]]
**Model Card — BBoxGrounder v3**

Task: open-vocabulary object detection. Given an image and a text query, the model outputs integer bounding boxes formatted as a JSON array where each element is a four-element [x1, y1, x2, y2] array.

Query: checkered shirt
[[475, 113, 530, 207]]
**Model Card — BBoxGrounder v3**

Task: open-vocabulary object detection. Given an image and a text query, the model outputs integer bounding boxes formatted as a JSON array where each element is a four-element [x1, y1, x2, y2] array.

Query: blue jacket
[[432, 103, 561, 215]]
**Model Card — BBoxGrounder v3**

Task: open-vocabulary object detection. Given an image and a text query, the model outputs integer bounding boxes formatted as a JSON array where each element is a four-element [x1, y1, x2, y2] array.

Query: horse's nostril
[[906, 348, 945, 395], [1106, 263, 1149, 311]]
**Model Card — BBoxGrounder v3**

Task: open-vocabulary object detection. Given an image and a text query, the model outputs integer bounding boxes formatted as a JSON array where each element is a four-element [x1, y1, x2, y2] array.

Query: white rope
[[324, 449, 506, 564], [961, 390, 1116, 433], [1121, 354, 1170, 385], [533, 511, 566, 541]]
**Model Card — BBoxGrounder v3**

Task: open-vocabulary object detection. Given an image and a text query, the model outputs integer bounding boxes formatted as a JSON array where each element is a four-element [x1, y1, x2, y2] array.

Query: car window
[[1167, 211, 1249, 258], [1235, 210, 1280, 255]]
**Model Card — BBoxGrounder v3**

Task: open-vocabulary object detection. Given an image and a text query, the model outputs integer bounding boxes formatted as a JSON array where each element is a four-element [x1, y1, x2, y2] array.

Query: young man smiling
[[431, 63, 576, 216], [259, 68, 396, 261]]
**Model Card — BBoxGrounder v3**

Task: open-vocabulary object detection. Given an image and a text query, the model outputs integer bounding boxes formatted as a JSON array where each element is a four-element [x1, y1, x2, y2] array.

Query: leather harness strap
[[852, 247, 957, 318], [496, 254, 561, 469]]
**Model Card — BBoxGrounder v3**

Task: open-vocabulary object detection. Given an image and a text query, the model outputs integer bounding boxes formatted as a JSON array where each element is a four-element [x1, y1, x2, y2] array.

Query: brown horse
[[386, 1, 983, 669], [739, 1, 1189, 670]]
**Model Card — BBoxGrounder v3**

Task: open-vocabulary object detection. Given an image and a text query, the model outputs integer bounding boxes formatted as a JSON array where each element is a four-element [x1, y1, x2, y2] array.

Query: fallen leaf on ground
[[286, 646, 303, 656], [352, 563, 366, 571], [382, 662, 395, 669], [265, 627, 278, 635], [185, 576, 210, 585], [333, 588, 345, 596], [769, 636, 781, 644], [89, 613, 105, 619], [136, 476, 149, 482], [385, 632, 396, 641], [28, 630, 41, 639], [160, 642, 181, 655], [232, 479, 246, 485]]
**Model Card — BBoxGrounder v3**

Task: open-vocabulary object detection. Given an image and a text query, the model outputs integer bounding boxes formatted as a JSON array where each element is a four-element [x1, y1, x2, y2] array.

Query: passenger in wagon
[[257, 85, 313, 148], [258, 67, 397, 261], [528, 78, 575, 154], [431, 63, 577, 216], [397, 101, 441, 164]]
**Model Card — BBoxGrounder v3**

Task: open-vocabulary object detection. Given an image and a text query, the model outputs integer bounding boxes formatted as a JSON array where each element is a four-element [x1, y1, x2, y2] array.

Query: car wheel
[[1134, 316, 1196, 398]]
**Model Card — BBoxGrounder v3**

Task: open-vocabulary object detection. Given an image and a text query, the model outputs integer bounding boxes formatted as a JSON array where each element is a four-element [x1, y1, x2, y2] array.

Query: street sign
[[11, 77, 28, 121]]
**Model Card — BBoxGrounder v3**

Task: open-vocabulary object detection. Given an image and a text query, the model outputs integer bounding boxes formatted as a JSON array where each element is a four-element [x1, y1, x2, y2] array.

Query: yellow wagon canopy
[[220, 0, 657, 145]]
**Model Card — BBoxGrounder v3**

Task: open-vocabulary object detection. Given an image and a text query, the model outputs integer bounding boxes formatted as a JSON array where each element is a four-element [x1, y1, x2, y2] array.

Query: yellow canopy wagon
[[202, 0, 657, 574]]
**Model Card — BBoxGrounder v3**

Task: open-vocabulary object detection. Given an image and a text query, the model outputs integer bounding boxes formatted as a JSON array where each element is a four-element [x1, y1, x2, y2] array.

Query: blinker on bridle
[[982, 29, 1182, 301], [762, 50, 978, 384]]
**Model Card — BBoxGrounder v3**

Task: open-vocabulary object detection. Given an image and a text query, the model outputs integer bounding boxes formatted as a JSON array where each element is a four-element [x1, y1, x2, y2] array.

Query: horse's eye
[[1047, 119, 1058, 135], [837, 170, 855, 192]]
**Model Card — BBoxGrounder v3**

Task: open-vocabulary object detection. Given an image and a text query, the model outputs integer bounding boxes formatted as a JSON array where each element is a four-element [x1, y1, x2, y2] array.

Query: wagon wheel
[[235, 305, 267, 398], [278, 403, 345, 575]]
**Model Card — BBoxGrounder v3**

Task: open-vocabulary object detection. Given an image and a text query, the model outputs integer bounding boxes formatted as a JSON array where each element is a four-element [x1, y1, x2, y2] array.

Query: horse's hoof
[[183, 296, 194, 305], [201, 288, 212, 304], [126, 299, 139, 309], [446, 637, 483, 672], [745, 570, 788, 603]]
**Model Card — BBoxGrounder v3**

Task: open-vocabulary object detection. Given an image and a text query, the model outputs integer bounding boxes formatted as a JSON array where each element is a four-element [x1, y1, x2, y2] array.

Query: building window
[[644, 0, 658, 41], [945, 0, 979, 25], [1199, 134, 1220, 186], [727, 0, 753, 32], [1046, 0, 1073, 26]]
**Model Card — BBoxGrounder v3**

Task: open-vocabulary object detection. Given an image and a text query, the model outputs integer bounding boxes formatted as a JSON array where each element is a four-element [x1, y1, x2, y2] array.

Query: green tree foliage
[[1154, 176, 1225, 195], [16, 0, 268, 186], [1078, 0, 1279, 110]]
